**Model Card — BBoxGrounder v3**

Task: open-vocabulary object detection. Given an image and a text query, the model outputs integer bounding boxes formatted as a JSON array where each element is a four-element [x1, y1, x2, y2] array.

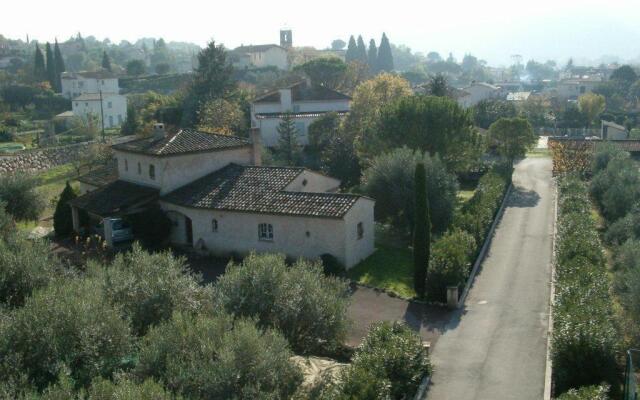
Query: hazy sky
[[4, 0, 640, 66]]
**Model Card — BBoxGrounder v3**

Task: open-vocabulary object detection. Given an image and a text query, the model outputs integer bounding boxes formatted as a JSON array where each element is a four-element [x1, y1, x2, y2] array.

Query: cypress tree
[[377, 33, 394, 72], [102, 51, 112, 72], [45, 42, 57, 91], [345, 36, 357, 63], [413, 162, 430, 299], [367, 39, 378, 73], [121, 103, 139, 135], [34, 43, 46, 80], [356, 35, 368, 64], [274, 112, 302, 166], [54, 40, 65, 91], [53, 182, 77, 236]]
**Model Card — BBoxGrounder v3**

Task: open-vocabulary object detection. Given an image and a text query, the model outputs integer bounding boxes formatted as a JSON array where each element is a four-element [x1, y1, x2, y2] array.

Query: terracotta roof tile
[[69, 180, 159, 216], [162, 164, 360, 218], [111, 129, 251, 156], [77, 163, 118, 187], [254, 81, 351, 103]]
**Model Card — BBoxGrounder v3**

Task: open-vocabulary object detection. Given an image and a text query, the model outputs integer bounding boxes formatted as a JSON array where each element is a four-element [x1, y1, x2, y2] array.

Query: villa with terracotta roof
[[251, 80, 351, 147], [70, 124, 374, 268]]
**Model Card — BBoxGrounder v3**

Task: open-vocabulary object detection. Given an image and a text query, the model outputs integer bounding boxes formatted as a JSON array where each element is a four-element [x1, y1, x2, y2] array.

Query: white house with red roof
[[70, 124, 374, 268], [251, 80, 351, 147]]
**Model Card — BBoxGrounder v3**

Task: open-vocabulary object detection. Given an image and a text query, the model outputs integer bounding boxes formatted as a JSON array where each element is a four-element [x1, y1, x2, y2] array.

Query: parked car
[[93, 218, 134, 243]]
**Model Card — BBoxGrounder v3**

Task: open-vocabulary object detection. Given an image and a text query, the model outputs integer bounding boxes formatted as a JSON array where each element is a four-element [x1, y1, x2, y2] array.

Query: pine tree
[[367, 39, 378, 73], [356, 35, 368, 64], [345, 36, 358, 63], [45, 42, 57, 91], [274, 113, 302, 166], [377, 33, 394, 72], [34, 43, 46, 80], [121, 103, 139, 135], [53, 182, 77, 236], [102, 51, 112, 72], [413, 162, 430, 299], [54, 40, 65, 91]]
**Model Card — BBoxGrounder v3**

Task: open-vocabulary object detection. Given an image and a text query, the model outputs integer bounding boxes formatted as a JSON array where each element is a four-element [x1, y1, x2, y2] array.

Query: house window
[[137, 162, 141, 175], [295, 122, 305, 135], [75, 102, 78, 107], [211, 219, 218, 232], [292, 104, 300, 112], [357, 222, 364, 240], [108, 115, 114, 127], [118, 114, 123, 124], [107, 101, 112, 109], [258, 223, 273, 241], [124, 159, 128, 171], [85, 102, 88, 107], [149, 164, 155, 180]]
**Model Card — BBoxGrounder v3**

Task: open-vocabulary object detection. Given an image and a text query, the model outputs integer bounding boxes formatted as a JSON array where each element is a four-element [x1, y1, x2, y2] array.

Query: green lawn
[[0, 142, 26, 153], [32, 163, 81, 228], [526, 148, 551, 158], [347, 245, 415, 299]]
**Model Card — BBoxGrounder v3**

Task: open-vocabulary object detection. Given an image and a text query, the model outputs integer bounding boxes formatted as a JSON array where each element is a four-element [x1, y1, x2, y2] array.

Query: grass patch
[[33, 163, 82, 225], [347, 245, 415, 299], [526, 148, 551, 158]]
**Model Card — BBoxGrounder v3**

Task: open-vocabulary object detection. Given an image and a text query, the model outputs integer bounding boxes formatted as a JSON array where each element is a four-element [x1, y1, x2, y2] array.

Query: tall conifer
[[102, 51, 112, 72], [377, 33, 394, 72], [34, 43, 46, 80], [356, 35, 368, 64], [367, 39, 378, 73], [345, 36, 357, 63], [54, 40, 65, 90], [45, 42, 57, 91]]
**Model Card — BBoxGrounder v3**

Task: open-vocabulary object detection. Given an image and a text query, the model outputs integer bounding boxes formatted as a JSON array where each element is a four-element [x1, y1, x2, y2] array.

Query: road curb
[[543, 180, 558, 400], [457, 183, 513, 308]]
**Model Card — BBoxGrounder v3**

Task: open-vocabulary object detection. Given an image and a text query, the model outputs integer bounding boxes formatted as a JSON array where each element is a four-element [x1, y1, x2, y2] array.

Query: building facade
[[71, 93, 127, 128], [70, 126, 374, 268], [251, 81, 351, 146], [61, 70, 120, 99]]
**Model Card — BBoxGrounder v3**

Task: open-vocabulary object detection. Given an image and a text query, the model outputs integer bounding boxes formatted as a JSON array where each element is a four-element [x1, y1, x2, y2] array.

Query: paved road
[[426, 157, 555, 400]]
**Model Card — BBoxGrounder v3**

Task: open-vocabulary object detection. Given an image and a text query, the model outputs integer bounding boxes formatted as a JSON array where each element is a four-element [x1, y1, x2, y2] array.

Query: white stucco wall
[[457, 84, 499, 108], [114, 146, 253, 195], [72, 94, 127, 128], [286, 170, 341, 192], [250, 47, 288, 70], [556, 81, 600, 99], [61, 77, 119, 98], [343, 198, 375, 268], [160, 203, 352, 265]]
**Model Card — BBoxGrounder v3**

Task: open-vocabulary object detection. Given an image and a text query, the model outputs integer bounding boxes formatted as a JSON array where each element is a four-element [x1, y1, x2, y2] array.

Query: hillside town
[[1, 5, 640, 399]]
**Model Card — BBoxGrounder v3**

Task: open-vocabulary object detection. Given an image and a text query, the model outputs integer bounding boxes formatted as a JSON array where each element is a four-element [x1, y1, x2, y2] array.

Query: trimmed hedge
[[426, 165, 510, 302], [552, 176, 619, 397]]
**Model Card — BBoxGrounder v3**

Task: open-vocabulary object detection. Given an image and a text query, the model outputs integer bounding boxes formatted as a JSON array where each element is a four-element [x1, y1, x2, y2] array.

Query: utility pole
[[99, 89, 105, 142]]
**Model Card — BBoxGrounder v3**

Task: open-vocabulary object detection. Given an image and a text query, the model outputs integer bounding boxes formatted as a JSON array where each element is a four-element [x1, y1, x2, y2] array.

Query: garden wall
[[0, 141, 95, 174]]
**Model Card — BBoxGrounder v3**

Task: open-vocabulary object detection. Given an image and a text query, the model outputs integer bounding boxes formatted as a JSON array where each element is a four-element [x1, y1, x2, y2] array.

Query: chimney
[[250, 127, 262, 166], [153, 123, 165, 139]]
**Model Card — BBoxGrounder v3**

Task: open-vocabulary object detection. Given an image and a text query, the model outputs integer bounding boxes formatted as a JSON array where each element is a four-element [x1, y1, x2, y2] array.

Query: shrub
[[556, 385, 610, 400], [590, 157, 640, 222], [88, 377, 179, 400], [136, 313, 302, 399], [0, 173, 45, 221], [320, 322, 431, 400], [426, 229, 476, 302], [362, 147, 458, 234], [603, 211, 640, 246], [0, 234, 68, 308], [0, 277, 132, 390], [213, 253, 350, 354], [591, 143, 625, 175], [552, 175, 619, 397], [53, 182, 77, 237], [93, 243, 212, 336]]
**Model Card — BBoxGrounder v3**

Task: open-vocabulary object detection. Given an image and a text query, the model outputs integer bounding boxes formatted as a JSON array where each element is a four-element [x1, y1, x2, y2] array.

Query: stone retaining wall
[[0, 141, 95, 174]]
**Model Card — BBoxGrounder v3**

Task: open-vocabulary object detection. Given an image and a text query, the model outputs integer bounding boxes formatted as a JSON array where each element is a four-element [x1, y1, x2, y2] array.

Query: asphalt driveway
[[426, 157, 555, 400]]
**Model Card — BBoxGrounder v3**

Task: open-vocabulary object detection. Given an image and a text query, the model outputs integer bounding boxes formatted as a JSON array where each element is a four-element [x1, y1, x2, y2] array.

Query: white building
[[555, 76, 603, 100], [71, 92, 127, 128], [231, 44, 289, 70], [601, 120, 628, 140], [60, 70, 120, 99], [457, 82, 501, 108], [69, 126, 374, 268], [251, 80, 351, 147]]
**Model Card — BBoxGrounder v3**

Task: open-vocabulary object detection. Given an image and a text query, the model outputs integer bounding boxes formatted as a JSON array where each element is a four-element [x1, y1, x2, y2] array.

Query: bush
[[0, 234, 68, 308], [213, 253, 350, 354], [556, 385, 610, 400], [93, 243, 212, 336], [362, 147, 458, 234], [0, 173, 45, 221], [454, 168, 509, 245], [317, 322, 431, 400], [552, 175, 619, 397], [590, 156, 640, 222], [603, 211, 640, 246], [426, 229, 476, 302], [87, 377, 179, 400], [0, 277, 132, 390], [320, 253, 344, 276], [53, 182, 77, 237], [136, 313, 302, 399]]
